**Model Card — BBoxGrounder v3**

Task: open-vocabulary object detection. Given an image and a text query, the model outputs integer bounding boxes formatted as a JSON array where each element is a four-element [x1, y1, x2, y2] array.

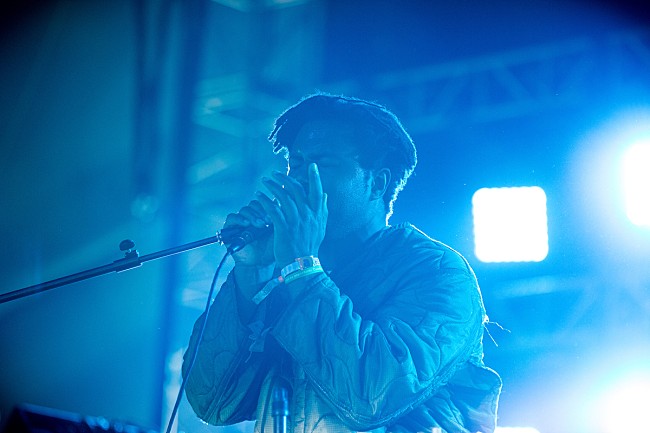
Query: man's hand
[[256, 163, 328, 269], [223, 199, 275, 267]]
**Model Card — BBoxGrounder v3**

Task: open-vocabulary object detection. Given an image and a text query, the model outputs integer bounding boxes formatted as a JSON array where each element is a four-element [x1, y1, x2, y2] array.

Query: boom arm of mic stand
[[0, 236, 222, 304]]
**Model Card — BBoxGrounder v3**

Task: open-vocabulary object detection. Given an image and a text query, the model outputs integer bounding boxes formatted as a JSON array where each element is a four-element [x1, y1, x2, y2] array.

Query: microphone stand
[[0, 236, 223, 304], [272, 379, 290, 433]]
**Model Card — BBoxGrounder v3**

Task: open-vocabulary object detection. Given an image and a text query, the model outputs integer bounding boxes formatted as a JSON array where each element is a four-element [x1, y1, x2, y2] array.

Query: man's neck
[[319, 217, 386, 272]]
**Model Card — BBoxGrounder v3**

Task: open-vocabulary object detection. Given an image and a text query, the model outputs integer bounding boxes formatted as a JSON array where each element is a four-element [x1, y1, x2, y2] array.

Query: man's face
[[288, 119, 375, 239]]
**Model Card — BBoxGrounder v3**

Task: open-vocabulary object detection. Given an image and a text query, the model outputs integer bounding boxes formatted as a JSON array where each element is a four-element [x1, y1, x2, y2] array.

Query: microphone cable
[[164, 250, 231, 433]]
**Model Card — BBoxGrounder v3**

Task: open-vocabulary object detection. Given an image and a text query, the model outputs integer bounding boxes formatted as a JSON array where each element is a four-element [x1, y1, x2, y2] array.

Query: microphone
[[217, 224, 273, 253]]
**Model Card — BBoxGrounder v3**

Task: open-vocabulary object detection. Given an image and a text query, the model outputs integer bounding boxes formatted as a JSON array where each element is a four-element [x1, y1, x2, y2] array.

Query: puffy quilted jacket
[[183, 223, 501, 433]]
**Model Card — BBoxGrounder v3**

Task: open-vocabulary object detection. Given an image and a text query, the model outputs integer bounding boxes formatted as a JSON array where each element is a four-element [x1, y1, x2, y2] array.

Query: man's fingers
[[262, 176, 299, 222], [224, 212, 251, 228], [223, 199, 271, 231], [238, 201, 268, 227], [271, 170, 306, 201], [307, 163, 324, 210], [248, 200, 272, 226], [255, 191, 287, 226]]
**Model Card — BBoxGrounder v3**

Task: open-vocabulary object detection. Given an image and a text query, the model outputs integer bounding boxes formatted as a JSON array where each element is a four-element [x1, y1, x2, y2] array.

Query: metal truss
[[194, 29, 650, 140], [328, 28, 650, 134]]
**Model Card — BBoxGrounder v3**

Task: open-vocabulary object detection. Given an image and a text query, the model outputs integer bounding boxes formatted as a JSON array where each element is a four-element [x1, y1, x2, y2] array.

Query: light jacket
[[183, 223, 502, 433]]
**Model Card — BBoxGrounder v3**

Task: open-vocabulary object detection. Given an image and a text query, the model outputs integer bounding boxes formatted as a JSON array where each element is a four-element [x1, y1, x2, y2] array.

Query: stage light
[[472, 186, 549, 263], [595, 370, 650, 433], [495, 428, 541, 433], [621, 141, 650, 227]]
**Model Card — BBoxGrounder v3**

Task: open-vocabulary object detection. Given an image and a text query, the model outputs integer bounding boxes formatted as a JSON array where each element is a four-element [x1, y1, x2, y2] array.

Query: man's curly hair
[[269, 93, 417, 219]]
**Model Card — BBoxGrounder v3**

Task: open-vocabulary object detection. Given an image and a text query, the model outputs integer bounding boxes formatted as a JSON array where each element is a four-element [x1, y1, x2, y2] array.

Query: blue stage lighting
[[596, 371, 650, 433], [495, 428, 541, 433], [472, 186, 549, 263], [622, 141, 650, 227]]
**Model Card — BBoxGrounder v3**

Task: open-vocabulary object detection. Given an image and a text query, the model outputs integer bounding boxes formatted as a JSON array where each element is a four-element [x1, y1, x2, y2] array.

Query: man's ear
[[370, 168, 391, 201]]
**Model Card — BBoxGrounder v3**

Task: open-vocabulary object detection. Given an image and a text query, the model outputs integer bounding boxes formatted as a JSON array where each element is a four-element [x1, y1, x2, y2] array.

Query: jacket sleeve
[[182, 272, 274, 425], [270, 245, 486, 430]]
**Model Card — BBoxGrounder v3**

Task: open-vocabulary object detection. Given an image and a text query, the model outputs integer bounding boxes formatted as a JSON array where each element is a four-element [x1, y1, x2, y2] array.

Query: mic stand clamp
[[113, 239, 143, 272]]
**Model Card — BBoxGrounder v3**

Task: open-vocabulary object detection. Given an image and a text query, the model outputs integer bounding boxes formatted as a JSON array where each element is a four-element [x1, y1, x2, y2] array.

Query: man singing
[[183, 93, 502, 433]]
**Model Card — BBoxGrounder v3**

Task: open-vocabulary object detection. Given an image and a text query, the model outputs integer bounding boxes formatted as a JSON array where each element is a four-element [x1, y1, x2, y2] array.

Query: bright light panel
[[472, 186, 549, 263], [622, 142, 650, 227], [495, 428, 541, 433], [598, 374, 650, 433]]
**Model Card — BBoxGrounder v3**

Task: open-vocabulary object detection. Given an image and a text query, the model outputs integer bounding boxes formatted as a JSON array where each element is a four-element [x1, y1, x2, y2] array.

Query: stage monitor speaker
[[2, 403, 155, 433]]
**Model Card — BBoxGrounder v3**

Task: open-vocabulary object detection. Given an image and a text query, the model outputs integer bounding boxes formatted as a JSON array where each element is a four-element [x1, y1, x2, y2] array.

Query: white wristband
[[280, 256, 321, 279]]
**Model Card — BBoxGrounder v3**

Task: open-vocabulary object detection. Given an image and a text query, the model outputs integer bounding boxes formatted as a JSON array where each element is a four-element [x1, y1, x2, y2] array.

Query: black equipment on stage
[[2, 404, 155, 433]]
